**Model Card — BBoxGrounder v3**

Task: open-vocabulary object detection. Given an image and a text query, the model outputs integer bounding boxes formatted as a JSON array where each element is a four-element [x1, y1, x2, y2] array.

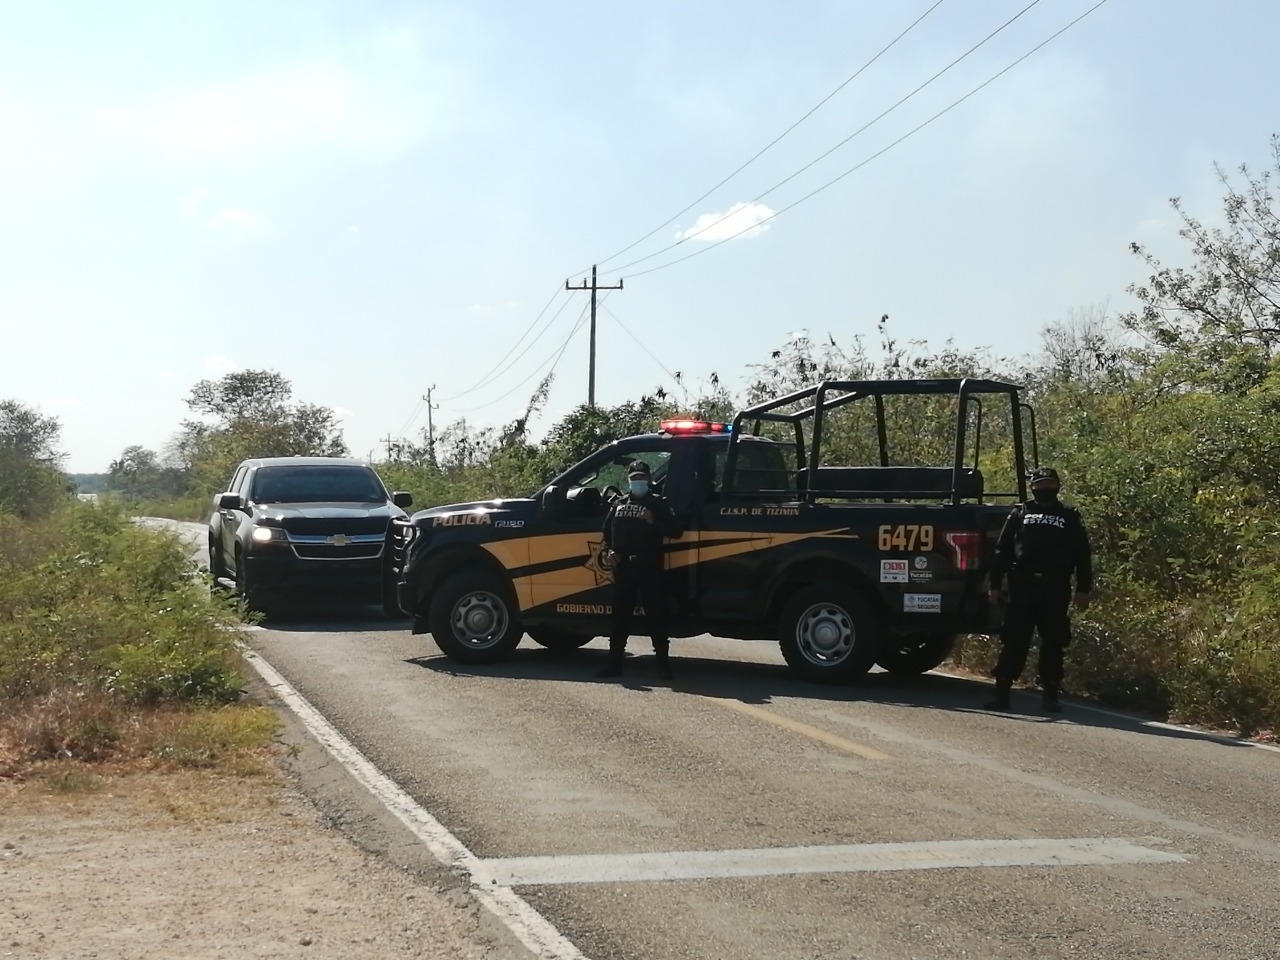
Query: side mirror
[[541, 484, 566, 522], [216, 492, 244, 511], [392, 491, 414, 509]]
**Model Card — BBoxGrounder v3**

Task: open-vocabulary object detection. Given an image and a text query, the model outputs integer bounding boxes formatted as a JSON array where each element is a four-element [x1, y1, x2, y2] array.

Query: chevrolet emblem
[[326, 534, 353, 546]]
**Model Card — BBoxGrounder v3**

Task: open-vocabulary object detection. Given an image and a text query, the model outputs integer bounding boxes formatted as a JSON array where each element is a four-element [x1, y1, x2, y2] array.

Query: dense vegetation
[[0, 415, 276, 777], [26, 138, 1280, 742]]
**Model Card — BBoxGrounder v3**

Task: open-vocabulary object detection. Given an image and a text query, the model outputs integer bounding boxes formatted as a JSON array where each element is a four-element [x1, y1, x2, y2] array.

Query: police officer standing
[[597, 460, 682, 680], [985, 466, 1093, 713]]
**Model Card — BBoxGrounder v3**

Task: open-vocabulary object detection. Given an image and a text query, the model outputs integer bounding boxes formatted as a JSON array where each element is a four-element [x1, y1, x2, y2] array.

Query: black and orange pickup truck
[[391, 378, 1039, 683]]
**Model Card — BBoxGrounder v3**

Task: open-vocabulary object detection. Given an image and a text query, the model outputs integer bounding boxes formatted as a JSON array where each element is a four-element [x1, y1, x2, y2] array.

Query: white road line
[[473, 837, 1186, 887], [238, 645, 590, 960]]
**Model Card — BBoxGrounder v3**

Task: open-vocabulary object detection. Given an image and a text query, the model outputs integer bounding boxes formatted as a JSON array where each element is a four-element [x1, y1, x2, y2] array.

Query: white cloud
[[204, 354, 238, 373], [210, 206, 268, 227], [157, 368, 180, 379], [333, 406, 355, 419], [346, 225, 361, 234], [43, 396, 81, 410], [679, 201, 776, 242]]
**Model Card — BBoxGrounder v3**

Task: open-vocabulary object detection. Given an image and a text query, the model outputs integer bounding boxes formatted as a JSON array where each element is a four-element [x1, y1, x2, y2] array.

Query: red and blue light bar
[[661, 419, 732, 435]]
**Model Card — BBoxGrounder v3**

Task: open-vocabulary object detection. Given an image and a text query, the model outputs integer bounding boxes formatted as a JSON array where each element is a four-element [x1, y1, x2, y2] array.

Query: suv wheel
[[209, 536, 231, 594], [428, 571, 523, 663], [876, 633, 956, 675], [235, 550, 266, 616], [779, 583, 881, 683]]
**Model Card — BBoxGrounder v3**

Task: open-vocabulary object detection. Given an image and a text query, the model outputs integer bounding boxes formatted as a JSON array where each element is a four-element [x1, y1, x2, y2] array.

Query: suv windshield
[[252, 465, 387, 504]]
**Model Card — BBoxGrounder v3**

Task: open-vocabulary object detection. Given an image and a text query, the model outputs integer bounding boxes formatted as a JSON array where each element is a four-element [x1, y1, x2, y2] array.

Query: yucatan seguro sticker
[[904, 593, 941, 613], [880, 559, 908, 583]]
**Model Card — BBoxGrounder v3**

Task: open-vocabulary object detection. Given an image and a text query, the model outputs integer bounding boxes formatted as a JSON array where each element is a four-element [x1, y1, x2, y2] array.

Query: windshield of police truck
[[252, 465, 388, 504]]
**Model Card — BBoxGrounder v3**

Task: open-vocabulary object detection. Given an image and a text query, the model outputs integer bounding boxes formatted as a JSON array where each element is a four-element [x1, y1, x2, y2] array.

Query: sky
[[2, 0, 1278, 473]]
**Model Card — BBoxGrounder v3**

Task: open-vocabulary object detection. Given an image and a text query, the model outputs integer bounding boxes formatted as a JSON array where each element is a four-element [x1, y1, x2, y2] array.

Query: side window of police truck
[[716, 441, 795, 498], [562, 450, 671, 519]]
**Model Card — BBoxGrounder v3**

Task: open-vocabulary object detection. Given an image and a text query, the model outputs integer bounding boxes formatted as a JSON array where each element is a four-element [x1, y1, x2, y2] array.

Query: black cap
[[627, 460, 651, 478], [1028, 466, 1061, 484]]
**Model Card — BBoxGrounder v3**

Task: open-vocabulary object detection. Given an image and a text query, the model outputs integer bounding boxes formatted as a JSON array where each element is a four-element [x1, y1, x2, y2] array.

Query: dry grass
[[0, 693, 281, 782]]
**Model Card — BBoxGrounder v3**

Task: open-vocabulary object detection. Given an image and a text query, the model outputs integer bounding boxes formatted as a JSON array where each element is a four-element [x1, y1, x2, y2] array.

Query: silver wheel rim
[[795, 601, 855, 665], [450, 590, 509, 649]]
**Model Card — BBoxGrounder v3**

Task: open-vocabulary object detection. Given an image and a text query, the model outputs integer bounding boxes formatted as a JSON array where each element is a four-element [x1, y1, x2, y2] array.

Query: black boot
[[983, 680, 1012, 712], [654, 641, 674, 680], [1041, 685, 1062, 713]]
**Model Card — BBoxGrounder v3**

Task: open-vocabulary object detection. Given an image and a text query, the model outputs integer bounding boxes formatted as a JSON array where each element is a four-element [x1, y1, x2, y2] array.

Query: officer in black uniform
[[985, 466, 1094, 713], [597, 460, 682, 680]]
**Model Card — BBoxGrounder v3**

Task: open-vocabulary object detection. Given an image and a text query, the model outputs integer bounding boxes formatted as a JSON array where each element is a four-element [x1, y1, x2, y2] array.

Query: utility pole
[[380, 434, 399, 462], [424, 386, 438, 465], [566, 264, 623, 408]]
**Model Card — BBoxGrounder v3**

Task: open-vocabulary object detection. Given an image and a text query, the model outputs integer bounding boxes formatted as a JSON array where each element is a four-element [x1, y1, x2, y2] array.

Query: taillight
[[945, 530, 984, 571]]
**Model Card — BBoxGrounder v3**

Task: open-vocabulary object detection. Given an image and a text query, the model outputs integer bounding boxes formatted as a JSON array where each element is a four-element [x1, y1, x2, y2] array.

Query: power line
[[443, 302, 593, 414], [599, 302, 684, 394], [437, 284, 569, 402], [621, 0, 1112, 281], [393, 396, 425, 439], [593, 0, 952, 271], [611, 0, 1048, 276]]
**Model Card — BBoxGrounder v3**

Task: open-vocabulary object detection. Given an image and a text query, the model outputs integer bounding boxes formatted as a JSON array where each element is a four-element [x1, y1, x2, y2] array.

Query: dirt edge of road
[[0, 668, 534, 960]]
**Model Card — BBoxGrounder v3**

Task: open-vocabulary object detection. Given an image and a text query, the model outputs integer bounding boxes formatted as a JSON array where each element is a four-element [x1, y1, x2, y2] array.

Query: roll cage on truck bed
[[392, 377, 1040, 683]]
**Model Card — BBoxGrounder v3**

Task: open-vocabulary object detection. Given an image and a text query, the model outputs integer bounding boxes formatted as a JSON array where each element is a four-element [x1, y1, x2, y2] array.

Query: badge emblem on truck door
[[584, 540, 618, 585]]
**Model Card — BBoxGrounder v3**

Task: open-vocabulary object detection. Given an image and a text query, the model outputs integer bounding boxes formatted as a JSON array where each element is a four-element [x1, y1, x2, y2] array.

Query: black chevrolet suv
[[208, 457, 414, 615]]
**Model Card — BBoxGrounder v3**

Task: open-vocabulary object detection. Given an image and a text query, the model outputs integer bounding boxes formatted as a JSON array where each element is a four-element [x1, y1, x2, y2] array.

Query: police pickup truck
[[392, 378, 1039, 683]]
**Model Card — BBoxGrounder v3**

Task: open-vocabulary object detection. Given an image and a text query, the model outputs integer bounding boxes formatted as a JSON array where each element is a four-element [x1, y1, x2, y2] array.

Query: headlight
[[251, 526, 282, 543]]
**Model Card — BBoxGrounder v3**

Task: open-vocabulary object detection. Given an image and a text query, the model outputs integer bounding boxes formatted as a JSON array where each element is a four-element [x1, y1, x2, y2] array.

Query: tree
[[172, 370, 347, 496], [0, 400, 67, 518], [1124, 134, 1280, 391]]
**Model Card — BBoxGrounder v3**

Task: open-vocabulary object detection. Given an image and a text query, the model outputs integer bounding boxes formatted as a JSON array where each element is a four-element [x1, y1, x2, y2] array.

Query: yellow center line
[[680, 692, 894, 761]]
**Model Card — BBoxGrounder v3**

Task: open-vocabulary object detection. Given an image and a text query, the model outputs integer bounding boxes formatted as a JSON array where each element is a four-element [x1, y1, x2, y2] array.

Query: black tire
[[778, 583, 881, 684], [208, 536, 232, 595], [381, 560, 406, 620], [876, 633, 957, 675], [428, 571, 523, 664], [234, 549, 266, 616], [527, 629, 594, 651]]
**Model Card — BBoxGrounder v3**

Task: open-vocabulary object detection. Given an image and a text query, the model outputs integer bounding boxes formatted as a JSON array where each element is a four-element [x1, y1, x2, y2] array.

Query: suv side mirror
[[392, 491, 414, 509], [216, 492, 244, 511], [541, 484, 566, 522]]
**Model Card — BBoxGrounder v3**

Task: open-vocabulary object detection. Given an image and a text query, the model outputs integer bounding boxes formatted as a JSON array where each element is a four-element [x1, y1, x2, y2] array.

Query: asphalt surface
[[159, 520, 1280, 960]]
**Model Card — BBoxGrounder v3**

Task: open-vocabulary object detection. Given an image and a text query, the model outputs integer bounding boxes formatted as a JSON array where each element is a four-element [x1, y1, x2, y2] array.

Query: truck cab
[[393, 377, 1038, 683]]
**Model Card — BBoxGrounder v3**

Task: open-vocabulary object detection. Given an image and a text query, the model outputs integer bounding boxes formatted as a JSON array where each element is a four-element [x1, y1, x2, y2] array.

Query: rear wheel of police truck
[[428, 571, 523, 664], [527, 629, 594, 651], [779, 583, 882, 684], [876, 632, 957, 675]]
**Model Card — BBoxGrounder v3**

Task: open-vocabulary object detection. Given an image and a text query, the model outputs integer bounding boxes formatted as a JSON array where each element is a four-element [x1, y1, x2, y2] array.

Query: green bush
[[0, 501, 245, 705]]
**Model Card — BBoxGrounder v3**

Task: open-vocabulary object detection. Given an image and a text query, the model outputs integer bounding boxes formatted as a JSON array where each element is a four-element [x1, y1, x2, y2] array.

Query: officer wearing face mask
[[984, 466, 1094, 713], [597, 460, 683, 680]]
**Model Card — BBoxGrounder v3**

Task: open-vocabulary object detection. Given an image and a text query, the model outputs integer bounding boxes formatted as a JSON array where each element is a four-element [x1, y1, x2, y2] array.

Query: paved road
[[156, 520, 1280, 959], [246, 610, 1277, 959]]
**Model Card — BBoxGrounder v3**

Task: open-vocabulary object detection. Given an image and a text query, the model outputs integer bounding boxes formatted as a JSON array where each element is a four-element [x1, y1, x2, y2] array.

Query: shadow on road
[[403, 643, 1262, 752], [237, 602, 1262, 752]]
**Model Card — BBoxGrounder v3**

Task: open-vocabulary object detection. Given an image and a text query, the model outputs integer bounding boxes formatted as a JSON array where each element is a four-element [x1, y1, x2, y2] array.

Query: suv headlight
[[251, 526, 284, 543]]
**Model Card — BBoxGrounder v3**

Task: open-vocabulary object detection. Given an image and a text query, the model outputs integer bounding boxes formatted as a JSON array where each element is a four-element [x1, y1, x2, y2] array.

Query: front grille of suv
[[280, 517, 388, 537]]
